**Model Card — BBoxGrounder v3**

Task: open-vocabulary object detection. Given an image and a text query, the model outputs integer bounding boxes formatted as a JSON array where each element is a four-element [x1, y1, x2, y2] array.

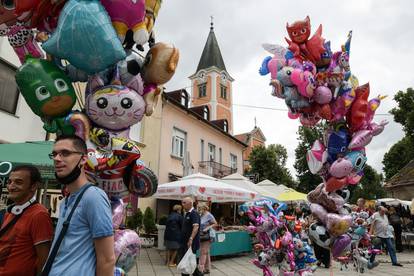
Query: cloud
[[155, 0, 413, 177]]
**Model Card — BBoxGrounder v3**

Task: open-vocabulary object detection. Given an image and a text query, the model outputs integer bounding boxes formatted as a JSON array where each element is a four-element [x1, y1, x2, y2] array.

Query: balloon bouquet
[[3, 0, 178, 274], [245, 204, 317, 276], [259, 16, 388, 274]]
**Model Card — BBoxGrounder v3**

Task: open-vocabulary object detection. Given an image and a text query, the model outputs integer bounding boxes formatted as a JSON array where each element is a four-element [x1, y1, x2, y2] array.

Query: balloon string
[[74, 82, 84, 109]]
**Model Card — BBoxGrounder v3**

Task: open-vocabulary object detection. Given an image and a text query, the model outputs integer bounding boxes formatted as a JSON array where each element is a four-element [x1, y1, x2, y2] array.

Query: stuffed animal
[[141, 42, 179, 115]]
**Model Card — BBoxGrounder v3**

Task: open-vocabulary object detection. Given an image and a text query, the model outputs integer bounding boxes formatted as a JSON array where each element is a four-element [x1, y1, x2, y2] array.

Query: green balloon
[[15, 57, 77, 134]]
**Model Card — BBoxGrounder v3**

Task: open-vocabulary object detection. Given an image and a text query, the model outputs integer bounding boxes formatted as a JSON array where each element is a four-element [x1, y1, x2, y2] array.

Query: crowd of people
[[1, 134, 413, 276], [0, 135, 115, 276], [164, 198, 217, 275]]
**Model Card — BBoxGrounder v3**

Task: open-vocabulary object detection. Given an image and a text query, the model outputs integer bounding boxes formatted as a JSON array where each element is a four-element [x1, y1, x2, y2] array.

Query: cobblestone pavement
[[130, 247, 414, 276]]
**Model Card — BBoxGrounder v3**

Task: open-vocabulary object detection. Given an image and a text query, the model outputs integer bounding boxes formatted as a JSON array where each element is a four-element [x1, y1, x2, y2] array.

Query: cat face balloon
[[86, 74, 145, 133]]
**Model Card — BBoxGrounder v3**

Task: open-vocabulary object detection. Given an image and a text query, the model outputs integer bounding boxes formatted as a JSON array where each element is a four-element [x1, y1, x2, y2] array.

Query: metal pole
[[233, 202, 236, 224]]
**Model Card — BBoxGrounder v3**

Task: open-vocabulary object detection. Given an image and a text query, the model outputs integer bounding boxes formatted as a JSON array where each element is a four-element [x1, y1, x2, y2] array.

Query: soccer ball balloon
[[309, 222, 332, 249]]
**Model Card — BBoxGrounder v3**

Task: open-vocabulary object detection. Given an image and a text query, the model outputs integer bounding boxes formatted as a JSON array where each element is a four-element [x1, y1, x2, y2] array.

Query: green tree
[[126, 208, 143, 230], [390, 88, 414, 139], [382, 137, 414, 180], [383, 88, 414, 179], [349, 164, 386, 203], [248, 144, 295, 187], [143, 207, 156, 234], [294, 125, 325, 193]]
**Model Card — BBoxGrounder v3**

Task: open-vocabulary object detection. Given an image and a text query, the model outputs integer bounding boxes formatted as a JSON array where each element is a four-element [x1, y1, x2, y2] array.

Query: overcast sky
[[153, 0, 414, 178]]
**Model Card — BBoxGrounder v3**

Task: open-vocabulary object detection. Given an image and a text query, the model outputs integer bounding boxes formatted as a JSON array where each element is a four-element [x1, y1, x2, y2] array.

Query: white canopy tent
[[377, 198, 412, 207], [221, 173, 263, 194], [256, 179, 289, 198], [153, 173, 259, 203]]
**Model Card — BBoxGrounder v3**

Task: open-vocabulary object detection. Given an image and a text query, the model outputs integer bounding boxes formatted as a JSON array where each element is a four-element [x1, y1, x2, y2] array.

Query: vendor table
[[402, 232, 414, 250], [197, 230, 252, 257]]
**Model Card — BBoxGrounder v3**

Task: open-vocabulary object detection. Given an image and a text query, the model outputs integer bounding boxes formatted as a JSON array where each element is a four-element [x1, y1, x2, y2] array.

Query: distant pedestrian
[[369, 206, 403, 267], [165, 204, 183, 267], [198, 203, 217, 274], [388, 206, 403, 252], [180, 197, 203, 276]]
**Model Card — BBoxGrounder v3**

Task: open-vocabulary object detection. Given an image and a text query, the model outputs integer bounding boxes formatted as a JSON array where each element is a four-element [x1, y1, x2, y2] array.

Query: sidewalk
[[130, 248, 414, 276]]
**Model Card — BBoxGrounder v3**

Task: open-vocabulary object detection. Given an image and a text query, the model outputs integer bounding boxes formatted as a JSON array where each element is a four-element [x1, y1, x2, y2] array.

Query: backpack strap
[[41, 184, 93, 276]]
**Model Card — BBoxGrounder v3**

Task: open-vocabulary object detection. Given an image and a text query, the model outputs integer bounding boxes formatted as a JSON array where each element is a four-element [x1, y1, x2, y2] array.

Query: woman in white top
[[198, 203, 217, 274]]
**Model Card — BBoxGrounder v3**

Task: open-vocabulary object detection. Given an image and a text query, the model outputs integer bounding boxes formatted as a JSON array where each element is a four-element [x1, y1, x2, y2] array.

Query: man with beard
[[42, 135, 115, 276]]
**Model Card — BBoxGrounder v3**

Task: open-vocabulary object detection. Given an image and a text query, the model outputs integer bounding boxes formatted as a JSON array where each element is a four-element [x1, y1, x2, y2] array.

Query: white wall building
[[0, 37, 46, 143]]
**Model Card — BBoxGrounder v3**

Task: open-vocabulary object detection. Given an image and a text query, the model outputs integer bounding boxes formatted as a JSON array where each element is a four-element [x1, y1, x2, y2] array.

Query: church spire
[[196, 19, 227, 72]]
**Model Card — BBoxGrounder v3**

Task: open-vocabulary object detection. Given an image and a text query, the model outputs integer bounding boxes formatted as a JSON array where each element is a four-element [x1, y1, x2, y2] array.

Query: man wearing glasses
[[45, 134, 115, 276]]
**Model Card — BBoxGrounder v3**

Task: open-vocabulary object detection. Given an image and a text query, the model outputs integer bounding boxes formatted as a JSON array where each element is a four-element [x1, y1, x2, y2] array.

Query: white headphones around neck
[[7, 197, 36, 215]]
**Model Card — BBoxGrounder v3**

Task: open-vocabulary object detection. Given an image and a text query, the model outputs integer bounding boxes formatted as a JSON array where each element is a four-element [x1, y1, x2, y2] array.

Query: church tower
[[189, 20, 234, 133]]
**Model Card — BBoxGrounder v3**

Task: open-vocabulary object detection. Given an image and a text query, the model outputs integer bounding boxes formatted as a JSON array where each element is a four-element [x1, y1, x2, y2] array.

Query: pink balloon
[[348, 130, 373, 149], [329, 158, 353, 178], [288, 110, 300, 119], [306, 140, 327, 174], [246, 225, 257, 234], [313, 86, 332, 104], [114, 229, 140, 272], [369, 120, 388, 136], [310, 203, 328, 223], [281, 231, 293, 246], [347, 172, 362, 185], [111, 198, 126, 229], [291, 68, 315, 98]]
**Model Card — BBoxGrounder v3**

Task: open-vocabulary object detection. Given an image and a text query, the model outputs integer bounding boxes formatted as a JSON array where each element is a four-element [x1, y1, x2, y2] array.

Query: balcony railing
[[198, 160, 237, 179]]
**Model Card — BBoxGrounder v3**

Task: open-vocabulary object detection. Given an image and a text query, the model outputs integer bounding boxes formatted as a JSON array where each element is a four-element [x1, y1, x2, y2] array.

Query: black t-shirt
[[182, 209, 200, 252]]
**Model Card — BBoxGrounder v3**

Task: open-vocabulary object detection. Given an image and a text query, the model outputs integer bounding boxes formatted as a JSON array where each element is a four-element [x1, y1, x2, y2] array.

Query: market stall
[[208, 229, 252, 256], [153, 173, 256, 256], [377, 198, 412, 207], [153, 173, 258, 202]]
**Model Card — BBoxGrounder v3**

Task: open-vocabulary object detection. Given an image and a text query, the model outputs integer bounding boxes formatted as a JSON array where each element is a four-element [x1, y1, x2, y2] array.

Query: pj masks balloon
[[15, 57, 77, 134]]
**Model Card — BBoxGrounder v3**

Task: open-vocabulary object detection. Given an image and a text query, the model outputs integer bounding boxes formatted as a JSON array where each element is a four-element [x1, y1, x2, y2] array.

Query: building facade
[[383, 159, 414, 200], [0, 37, 46, 143], [188, 22, 234, 134], [235, 126, 266, 173]]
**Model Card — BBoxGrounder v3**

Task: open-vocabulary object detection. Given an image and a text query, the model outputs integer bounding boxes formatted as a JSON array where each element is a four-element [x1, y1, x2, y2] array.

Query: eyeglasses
[[48, 150, 84, 159]]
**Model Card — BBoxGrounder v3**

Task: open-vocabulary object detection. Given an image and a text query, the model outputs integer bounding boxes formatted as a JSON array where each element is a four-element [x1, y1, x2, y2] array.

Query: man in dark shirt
[[180, 197, 203, 276]]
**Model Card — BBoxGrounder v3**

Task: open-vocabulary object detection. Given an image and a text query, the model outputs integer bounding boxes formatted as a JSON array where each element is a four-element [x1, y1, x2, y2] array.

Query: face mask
[[55, 157, 83, 185]]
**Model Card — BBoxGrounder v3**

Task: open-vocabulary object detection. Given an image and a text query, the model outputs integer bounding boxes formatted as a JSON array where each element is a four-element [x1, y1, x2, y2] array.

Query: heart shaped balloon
[[326, 213, 352, 237]]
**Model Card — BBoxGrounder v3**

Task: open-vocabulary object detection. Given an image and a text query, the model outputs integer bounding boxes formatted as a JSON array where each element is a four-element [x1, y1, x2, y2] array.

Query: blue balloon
[[42, 0, 126, 74], [239, 197, 285, 217], [259, 56, 272, 76]]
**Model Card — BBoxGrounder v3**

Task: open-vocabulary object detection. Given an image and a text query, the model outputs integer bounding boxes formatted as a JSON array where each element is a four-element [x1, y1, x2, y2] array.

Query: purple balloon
[[331, 234, 351, 257], [114, 229, 140, 272], [111, 198, 126, 229]]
